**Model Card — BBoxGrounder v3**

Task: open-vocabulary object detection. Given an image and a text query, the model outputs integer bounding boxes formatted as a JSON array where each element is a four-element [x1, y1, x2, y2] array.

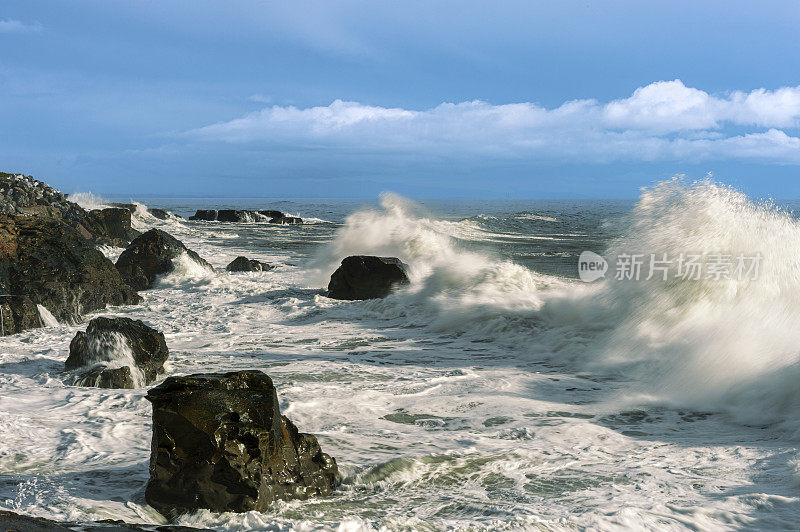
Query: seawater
[[2, 180, 800, 530]]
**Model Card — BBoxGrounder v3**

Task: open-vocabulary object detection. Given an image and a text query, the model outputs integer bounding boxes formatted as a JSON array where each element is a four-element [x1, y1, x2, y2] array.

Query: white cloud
[[187, 80, 800, 164], [0, 19, 42, 33]]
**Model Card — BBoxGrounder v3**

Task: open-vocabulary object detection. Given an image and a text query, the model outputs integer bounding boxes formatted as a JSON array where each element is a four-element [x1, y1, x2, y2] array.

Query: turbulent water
[[2, 179, 800, 530]]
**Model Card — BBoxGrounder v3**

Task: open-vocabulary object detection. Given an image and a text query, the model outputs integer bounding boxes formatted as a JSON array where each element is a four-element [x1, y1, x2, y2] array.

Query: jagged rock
[[0, 214, 141, 334], [115, 229, 211, 290], [65, 316, 169, 387], [327, 256, 410, 300], [84, 208, 141, 247], [145, 371, 339, 517], [0, 173, 143, 247], [269, 215, 302, 225], [259, 210, 283, 219], [226, 256, 273, 272]]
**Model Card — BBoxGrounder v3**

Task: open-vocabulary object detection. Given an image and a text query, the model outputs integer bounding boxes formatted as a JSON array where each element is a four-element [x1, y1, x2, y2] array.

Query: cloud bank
[[188, 80, 800, 165]]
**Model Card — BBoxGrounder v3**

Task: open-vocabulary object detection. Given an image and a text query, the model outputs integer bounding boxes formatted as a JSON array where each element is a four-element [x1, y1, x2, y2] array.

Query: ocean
[[2, 179, 800, 530]]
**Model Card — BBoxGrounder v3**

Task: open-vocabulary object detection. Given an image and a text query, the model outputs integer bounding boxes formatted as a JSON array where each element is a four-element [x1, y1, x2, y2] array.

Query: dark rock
[[65, 316, 169, 386], [0, 295, 41, 335], [145, 371, 339, 517], [190, 209, 292, 223], [188, 210, 217, 221], [226, 256, 273, 272], [74, 365, 136, 389], [110, 202, 138, 213], [115, 229, 211, 290], [148, 208, 172, 220], [269, 215, 302, 225], [327, 256, 410, 300], [113, 203, 177, 220], [0, 214, 141, 334], [216, 210, 254, 222], [84, 208, 141, 247]]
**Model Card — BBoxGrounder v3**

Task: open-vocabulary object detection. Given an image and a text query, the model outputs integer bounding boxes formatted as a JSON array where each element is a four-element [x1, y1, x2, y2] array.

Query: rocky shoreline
[[0, 171, 415, 526]]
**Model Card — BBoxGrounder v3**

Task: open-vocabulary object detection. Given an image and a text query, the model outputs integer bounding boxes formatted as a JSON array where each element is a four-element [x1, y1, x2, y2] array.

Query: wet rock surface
[[66, 316, 169, 387], [327, 255, 410, 300], [0, 173, 140, 246], [83, 208, 141, 247], [115, 229, 211, 290], [0, 214, 141, 334], [188, 209, 302, 224], [225, 256, 273, 272], [145, 370, 339, 517]]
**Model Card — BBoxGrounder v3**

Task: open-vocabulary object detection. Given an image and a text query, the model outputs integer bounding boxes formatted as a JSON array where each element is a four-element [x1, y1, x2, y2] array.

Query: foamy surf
[[2, 180, 800, 530]]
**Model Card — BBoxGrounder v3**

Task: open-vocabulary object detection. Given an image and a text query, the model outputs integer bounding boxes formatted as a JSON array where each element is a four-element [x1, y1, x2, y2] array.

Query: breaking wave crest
[[310, 181, 800, 429]]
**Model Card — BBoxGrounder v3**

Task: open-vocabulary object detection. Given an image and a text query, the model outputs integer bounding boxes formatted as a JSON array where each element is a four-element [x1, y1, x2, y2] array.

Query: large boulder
[[0, 214, 141, 334], [327, 256, 410, 300], [82, 207, 141, 247], [145, 371, 339, 517], [226, 256, 273, 272], [65, 316, 169, 388], [115, 229, 211, 290]]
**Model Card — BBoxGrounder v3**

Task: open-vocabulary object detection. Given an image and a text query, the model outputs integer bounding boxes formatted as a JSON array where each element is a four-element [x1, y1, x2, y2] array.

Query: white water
[[2, 180, 800, 530], [36, 305, 59, 328]]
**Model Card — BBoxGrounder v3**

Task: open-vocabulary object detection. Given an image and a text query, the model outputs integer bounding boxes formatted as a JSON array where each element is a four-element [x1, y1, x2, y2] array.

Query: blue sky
[[1, 1, 799, 198]]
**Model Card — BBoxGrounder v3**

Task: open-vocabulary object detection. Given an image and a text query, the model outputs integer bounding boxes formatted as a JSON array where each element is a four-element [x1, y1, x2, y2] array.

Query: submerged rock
[[115, 229, 211, 290], [0, 214, 141, 334], [145, 370, 339, 517], [327, 256, 410, 300], [269, 215, 302, 225], [65, 316, 169, 387], [226, 256, 273, 272]]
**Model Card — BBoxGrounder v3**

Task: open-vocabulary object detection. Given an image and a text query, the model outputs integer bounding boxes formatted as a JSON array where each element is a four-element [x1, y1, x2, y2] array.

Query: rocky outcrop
[[188, 209, 302, 224], [327, 256, 410, 300], [115, 229, 211, 290], [145, 371, 339, 517], [226, 256, 273, 272], [83, 208, 141, 247], [0, 214, 141, 334], [0, 173, 140, 246], [65, 316, 169, 388]]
